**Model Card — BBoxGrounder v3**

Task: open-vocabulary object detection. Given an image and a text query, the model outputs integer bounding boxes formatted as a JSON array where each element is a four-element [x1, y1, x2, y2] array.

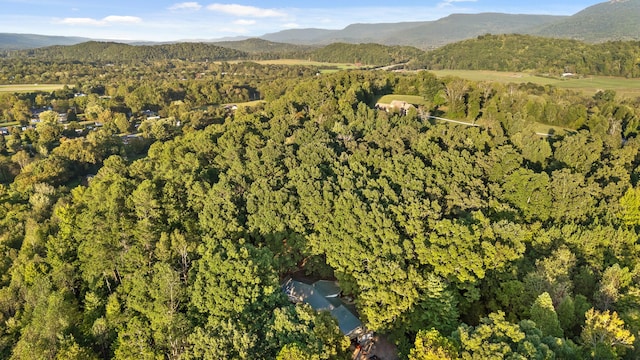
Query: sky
[[0, 0, 604, 42]]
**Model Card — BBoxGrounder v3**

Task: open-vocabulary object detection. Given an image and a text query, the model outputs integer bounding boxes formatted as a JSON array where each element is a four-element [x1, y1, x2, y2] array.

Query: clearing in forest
[[0, 84, 66, 93]]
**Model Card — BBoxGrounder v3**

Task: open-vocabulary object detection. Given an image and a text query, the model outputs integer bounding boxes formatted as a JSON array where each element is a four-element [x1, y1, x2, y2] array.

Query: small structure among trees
[[375, 100, 416, 115], [282, 278, 368, 340]]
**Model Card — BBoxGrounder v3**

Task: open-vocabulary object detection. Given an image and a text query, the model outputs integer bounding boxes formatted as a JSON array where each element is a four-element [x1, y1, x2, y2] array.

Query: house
[[282, 278, 366, 339], [375, 100, 416, 115]]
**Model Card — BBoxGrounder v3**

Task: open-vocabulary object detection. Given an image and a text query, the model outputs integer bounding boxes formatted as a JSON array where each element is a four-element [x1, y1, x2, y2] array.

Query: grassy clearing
[[429, 70, 552, 84], [376, 94, 429, 106], [0, 84, 66, 93], [254, 59, 363, 71], [225, 100, 266, 108], [428, 70, 640, 98], [0, 121, 20, 127]]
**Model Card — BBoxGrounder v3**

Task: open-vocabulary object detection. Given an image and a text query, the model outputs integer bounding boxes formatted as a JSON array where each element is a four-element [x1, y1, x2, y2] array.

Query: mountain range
[[259, 13, 565, 49], [1, 0, 639, 51]]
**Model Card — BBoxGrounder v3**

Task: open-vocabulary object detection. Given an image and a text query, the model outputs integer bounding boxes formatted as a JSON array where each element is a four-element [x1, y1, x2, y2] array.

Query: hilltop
[[535, 0, 640, 42], [6, 41, 248, 62]]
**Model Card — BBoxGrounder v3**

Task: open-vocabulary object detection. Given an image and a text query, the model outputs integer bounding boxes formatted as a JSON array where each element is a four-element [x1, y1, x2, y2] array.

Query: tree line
[[3, 35, 640, 77]]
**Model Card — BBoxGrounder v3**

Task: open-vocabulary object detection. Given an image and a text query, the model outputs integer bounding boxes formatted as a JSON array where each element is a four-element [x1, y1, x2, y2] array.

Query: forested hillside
[[2, 40, 423, 67], [307, 43, 424, 65], [1, 54, 640, 359], [419, 34, 640, 77], [9, 41, 249, 63]]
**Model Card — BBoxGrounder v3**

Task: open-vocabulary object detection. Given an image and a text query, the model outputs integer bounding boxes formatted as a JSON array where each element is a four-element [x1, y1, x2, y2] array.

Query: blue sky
[[0, 0, 603, 41]]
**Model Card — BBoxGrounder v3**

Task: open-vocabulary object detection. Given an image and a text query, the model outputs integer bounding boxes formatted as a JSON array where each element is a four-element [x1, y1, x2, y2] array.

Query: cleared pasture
[[428, 70, 640, 98], [253, 59, 363, 71], [376, 94, 429, 106], [0, 84, 66, 93]]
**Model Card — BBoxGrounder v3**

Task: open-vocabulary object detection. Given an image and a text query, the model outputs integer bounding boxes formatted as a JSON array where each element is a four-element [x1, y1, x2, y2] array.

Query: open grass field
[[255, 59, 359, 68], [253, 59, 366, 73], [0, 84, 66, 93], [376, 94, 430, 106], [429, 70, 640, 98]]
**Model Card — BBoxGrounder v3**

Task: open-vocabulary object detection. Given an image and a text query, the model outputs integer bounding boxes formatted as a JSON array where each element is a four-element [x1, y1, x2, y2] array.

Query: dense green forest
[[418, 34, 640, 77], [1, 47, 640, 360], [10, 41, 249, 63]]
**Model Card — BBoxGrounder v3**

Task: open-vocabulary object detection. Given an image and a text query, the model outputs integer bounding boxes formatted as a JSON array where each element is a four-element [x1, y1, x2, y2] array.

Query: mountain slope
[[387, 13, 565, 49], [261, 14, 565, 49], [535, 0, 640, 42], [259, 28, 339, 44], [0, 33, 89, 50], [210, 38, 315, 54]]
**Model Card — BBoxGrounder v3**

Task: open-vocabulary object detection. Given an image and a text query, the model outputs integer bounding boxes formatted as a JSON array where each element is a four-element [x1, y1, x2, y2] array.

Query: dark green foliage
[[308, 43, 425, 65], [1, 56, 640, 360], [421, 34, 640, 77], [13, 41, 248, 63]]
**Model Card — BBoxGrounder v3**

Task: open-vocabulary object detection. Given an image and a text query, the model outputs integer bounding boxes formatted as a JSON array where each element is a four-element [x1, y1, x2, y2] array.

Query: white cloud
[[233, 19, 256, 25], [282, 23, 300, 29], [168, 2, 202, 11], [438, 0, 477, 8], [57, 15, 142, 26], [58, 17, 102, 25], [206, 3, 286, 18], [102, 16, 142, 24]]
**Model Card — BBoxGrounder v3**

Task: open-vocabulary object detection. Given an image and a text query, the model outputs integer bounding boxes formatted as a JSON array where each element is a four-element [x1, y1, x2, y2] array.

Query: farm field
[[0, 84, 66, 93], [253, 59, 365, 73], [429, 70, 640, 98], [376, 94, 429, 106]]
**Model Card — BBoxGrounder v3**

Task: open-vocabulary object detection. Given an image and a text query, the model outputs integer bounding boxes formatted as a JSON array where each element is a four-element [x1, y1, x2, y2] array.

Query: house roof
[[313, 280, 341, 297], [282, 278, 364, 337], [331, 305, 363, 337]]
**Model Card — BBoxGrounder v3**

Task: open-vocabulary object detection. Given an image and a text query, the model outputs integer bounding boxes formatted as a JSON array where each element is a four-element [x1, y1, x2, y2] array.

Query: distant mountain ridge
[[260, 14, 565, 49], [1, 0, 639, 51], [534, 0, 640, 42], [261, 0, 640, 48], [0, 33, 89, 50]]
